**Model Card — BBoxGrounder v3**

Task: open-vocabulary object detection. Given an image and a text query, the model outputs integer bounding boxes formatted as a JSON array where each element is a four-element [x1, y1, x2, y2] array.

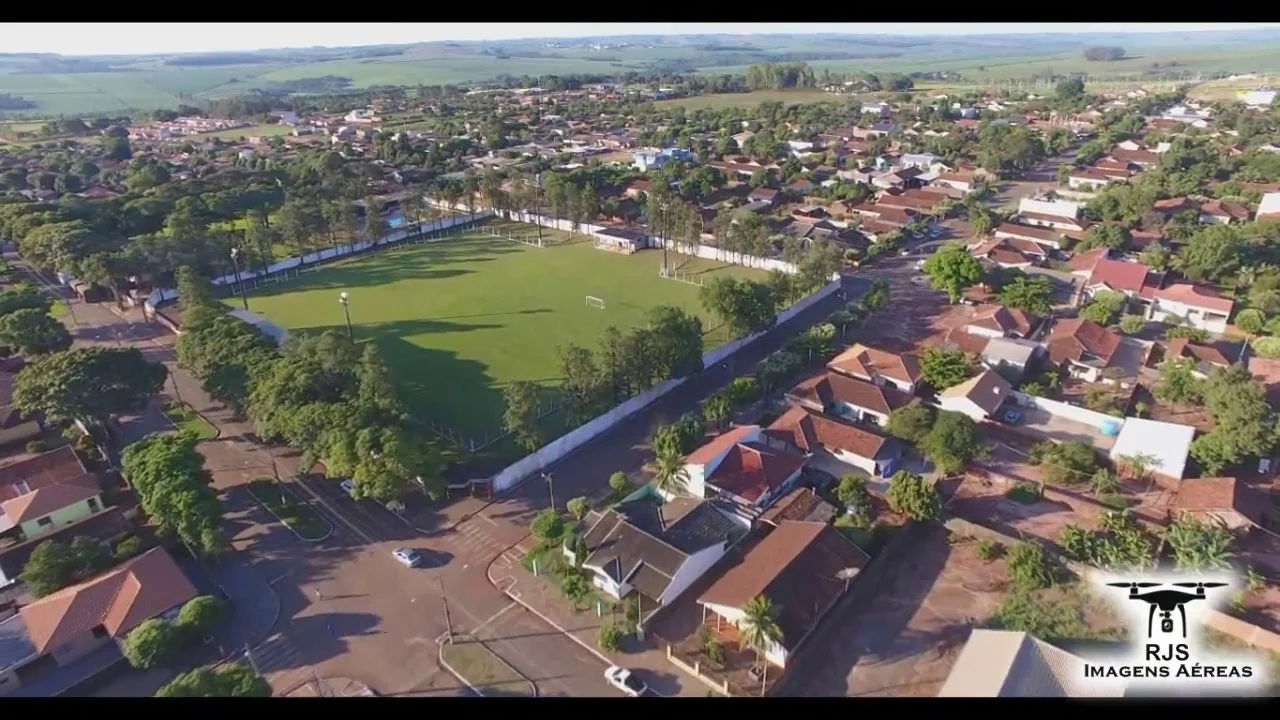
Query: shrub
[[114, 535, 145, 561], [886, 471, 941, 521], [121, 619, 183, 670], [598, 624, 625, 652], [608, 472, 631, 495], [177, 595, 227, 638], [725, 376, 761, 406], [566, 496, 589, 522], [1005, 483, 1040, 504], [1006, 542, 1055, 593], [705, 640, 726, 665], [976, 539, 1002, 561], [530, 510, 566, 542], [25, 439, 46, 454]]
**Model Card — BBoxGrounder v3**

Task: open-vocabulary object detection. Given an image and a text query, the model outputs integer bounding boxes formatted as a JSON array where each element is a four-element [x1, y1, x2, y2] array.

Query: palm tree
[[651, 450, 690, 497], [401, 190, 424, 233], [739, 595, 784, 687]]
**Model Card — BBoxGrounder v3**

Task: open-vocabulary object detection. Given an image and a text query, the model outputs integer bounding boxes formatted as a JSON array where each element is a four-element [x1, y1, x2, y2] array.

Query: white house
[[937, 370, 1013, 422], [698, 521, 867, 669], [1067, 168, 1117, 191], [573, 495, 737, 612], [1146, 283, 1234, 334], [681, 426, 807, 516], [861, 101, 891, 116]]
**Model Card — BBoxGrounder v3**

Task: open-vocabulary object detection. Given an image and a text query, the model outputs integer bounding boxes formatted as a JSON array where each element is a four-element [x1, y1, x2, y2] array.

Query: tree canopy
[[120, 433, 223, 555], [922, 244, 984, 303], [13, 346, 167, 427]]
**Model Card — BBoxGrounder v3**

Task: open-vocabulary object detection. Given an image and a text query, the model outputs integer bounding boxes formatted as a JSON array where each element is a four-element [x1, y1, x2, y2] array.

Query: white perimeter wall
[[490, 278, 842, 491], [140, 209, 494, 311], [1010, 390, 1124, 431]]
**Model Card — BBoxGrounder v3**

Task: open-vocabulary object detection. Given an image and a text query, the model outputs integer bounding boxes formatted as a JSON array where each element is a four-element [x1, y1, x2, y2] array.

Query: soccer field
[[236, 231, 765, 438]]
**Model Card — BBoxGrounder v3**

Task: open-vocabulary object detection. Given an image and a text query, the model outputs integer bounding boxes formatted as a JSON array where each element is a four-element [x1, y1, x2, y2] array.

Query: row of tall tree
[[173, 267, 444, 503]]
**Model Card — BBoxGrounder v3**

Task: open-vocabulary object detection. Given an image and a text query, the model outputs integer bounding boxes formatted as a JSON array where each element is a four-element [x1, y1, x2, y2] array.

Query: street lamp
[[229, 248, 249, 311], [338, 291, 353, 341]]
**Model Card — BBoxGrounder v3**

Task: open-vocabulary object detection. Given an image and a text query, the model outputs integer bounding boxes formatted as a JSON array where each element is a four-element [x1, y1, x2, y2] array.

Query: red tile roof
[[705, 442, 806, 503], [826, 344, 921, 386], [995, 222, 1061, 244], [687, 426, 757, 466], [765, 405, 892, 461], [968, 305, 1039, 338], [1046, 318, 1121, 365], [19, 547, 198, 654], [1166, 338, 1230, 369], [0, 447, 89, 503], [1066, 247, 1110, 273], [1200, 201, 1251, 222], [940, 369, 1013, 416], [1153, 283, 1234, 315], [698, 521, 867, 651], [787, 372, 913, 415], [1086, 258, 1152, 294]]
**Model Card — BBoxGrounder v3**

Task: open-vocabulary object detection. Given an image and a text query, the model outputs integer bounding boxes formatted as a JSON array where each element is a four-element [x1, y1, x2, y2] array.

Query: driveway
[[775, 524, 1007, 697]]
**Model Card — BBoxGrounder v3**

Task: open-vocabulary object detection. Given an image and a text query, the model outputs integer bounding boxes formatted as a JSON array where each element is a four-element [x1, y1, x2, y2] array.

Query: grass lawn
[[162, 401, 219, 441], [246, 478, 332, 541], [193, 123, 294, 141], [440, 635, 534, 697], [233, 225, 763, 437]]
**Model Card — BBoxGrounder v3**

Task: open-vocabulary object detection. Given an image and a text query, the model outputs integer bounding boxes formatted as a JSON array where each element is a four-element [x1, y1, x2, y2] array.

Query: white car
[[392, 548, 424, 568], [339, 479, 357, 498], [604, 665, 648, 697]]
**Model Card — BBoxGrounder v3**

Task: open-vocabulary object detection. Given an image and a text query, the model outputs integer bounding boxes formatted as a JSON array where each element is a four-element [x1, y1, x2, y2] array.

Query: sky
[[2, 23, 1279, 57]]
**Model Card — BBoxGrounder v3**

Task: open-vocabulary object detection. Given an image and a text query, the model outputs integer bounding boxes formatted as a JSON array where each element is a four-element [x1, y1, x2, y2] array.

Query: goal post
[[585, 295, 606, 310]]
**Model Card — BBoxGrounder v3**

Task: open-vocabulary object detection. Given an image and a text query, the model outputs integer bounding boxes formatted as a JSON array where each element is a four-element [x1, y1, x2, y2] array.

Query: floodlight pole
[[339, 291, 353, 341], [230, 247, 249, 311]]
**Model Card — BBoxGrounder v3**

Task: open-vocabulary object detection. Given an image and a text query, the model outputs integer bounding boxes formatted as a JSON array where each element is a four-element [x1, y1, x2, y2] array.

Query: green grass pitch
[[233, 228, 765, 438]]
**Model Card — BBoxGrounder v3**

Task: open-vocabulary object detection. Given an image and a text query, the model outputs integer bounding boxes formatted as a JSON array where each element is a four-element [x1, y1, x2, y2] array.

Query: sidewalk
[[487, 547, 703, 697]]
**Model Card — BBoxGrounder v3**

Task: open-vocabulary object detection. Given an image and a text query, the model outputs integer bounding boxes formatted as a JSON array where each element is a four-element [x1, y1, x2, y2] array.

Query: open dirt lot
[[776, 524, 1008, 697]]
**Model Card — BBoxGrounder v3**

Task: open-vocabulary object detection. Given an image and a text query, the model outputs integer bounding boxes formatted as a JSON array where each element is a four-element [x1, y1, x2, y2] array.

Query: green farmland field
[[232, 227, 764, 437]]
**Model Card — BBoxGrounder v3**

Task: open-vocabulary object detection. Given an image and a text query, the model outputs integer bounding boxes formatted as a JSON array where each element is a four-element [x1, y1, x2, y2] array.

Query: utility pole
[[543, 471, 557, 513], [439, 577, 454, 645]]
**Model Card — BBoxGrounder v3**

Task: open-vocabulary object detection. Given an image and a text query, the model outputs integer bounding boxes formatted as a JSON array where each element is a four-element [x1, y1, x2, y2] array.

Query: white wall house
[[1146, 285, 1233, 334], [572, 498, 737, 611]]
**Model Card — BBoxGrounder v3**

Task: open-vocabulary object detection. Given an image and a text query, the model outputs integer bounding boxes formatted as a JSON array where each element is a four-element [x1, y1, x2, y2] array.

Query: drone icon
[[1107, 582, 1229, 638]]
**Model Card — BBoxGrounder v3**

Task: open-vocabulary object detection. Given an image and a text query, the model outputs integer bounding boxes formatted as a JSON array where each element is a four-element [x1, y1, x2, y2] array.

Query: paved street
[[14, 252, 859, 697]]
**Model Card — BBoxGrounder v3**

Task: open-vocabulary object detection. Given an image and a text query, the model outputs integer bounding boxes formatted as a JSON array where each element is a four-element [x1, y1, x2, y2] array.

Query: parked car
[[604, 666, 648, 697], [392, 548, 424, 568], [339, 479, 357, 498]]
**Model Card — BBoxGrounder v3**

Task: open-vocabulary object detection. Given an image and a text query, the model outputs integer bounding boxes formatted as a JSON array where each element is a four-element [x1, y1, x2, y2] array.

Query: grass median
[[440, 635, 535, 697], [246, 478, 332, 541], [163, 401, 219, 440]]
